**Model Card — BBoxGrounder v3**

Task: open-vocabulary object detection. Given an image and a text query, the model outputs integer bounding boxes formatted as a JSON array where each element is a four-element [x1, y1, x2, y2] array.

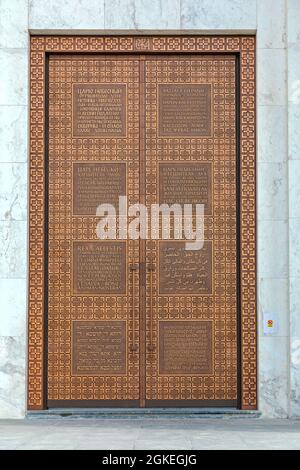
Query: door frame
[[27, 34, 257, 411]]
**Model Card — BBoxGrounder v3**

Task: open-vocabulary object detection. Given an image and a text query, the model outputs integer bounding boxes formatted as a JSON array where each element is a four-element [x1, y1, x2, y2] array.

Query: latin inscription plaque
[[73, 162, 126, 216], [159, 321, 213, 375], [73, 242, 126, 295], [72, 321, 126, 375], [159, 241, 212, 295], [73, 84, 126, 137], [159, 163, 212, 214], [158, 84, 212, 137]]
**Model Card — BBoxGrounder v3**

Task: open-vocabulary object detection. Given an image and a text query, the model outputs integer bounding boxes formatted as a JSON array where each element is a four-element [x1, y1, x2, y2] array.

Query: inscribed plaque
[[159, 241, 213, 295], [158, 84, 212, 137], [73, 162, 126, 216], [73, 241, 126, 295], [73, 84, 126, 137], [159, 321, 213, 375], [72, 321, 126, 375], [159, 163, 212, 214]]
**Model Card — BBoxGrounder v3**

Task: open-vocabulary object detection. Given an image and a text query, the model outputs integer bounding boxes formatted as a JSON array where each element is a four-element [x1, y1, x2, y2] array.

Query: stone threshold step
[[27, 408, 261, 420]]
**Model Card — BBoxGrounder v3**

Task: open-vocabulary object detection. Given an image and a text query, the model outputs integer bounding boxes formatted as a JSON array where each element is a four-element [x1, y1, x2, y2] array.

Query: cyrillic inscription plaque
[[72, 321, 126, 375], [158, 84, 212, 137], [73, 242, 126, 294], [159, 241, 212, 294], [159, 321, 213, 375], [73, 84, 126, 137], [159, 163, 212, 214], [73, 162, 126, 216]]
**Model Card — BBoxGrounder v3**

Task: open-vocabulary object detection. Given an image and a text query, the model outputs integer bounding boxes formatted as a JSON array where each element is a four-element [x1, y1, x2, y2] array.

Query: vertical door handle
[[147, 262, 155, 353], [129, 264, 139, 353]]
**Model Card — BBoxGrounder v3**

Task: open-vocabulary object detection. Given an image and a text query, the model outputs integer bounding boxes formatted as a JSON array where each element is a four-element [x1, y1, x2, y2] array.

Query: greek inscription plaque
[[159, 321, 213, 375], [159, 241, 212, 295], [73, 162, 126, 216], [73, 84, 126, 137], [72, 321, 126, 375], [159, 163, 212, 215], [73, 242, 126, 295], [158, 84, 212, 137]]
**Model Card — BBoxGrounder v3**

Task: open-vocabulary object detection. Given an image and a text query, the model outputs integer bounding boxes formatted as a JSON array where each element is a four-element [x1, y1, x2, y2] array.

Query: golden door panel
[[144, 56, 238, 405], [47, 56, 140, 406]]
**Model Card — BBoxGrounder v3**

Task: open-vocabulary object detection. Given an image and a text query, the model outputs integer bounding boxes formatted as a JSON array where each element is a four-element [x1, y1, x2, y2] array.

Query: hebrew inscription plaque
[[158, 84, 212, 137], [159, 321, 213, 375], [73, 162, 126, 216], [72, 321, 126, 375], [159, 163, 212, 214], [73, 242, 126, 295], [159, 241, 213, 295], [73, 84, 126, 137]]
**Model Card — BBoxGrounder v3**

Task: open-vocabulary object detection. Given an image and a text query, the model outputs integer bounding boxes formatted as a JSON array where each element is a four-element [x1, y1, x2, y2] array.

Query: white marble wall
[[0, 0, 298, 418], [256, 0, 290, 418], [0, 0, 29, 418], [288, 0, 300, 418]]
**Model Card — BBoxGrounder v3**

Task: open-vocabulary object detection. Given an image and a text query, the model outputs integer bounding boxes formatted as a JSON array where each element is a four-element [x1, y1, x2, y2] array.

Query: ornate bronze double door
[[47, 54, 238, 408]]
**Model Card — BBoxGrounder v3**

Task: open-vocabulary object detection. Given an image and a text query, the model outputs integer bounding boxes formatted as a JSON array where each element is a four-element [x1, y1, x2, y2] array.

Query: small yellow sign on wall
[[263, 313, 279, 336]]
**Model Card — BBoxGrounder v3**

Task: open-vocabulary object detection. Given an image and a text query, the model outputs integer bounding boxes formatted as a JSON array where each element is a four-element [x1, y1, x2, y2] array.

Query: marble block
[[0, 106, 28, 163], [289, 217, 300, 278], [104, 0, 180, 30], [0, 0, 28, 48], [257, 106, 287, 163], [29, 0, 105, 30], [0, 336, 25, 419], [290, 278, 300, 336], [257, 162, 288, 221], [288, 46, 300, 92], [257, 49, 286, 106], [0, 49, 28, 106], [0, 279, 26, 337], [288, 105, 300, 159], [181, 0, 256, 30], [291, 337, 300, 417], [288, 0, 300, 46], [289, 160, 300, 218], [257, 0, 286, 49], [0, 163, 27, 221], [0, 221, 27, 278], [257, 219, 289, 278], [259, 336, 289, 418], [258, 277, 289, 337]]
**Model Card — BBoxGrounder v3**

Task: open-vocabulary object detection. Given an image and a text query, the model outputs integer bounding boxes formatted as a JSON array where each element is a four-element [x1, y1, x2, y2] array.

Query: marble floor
[[0, 418, 300, 450]]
